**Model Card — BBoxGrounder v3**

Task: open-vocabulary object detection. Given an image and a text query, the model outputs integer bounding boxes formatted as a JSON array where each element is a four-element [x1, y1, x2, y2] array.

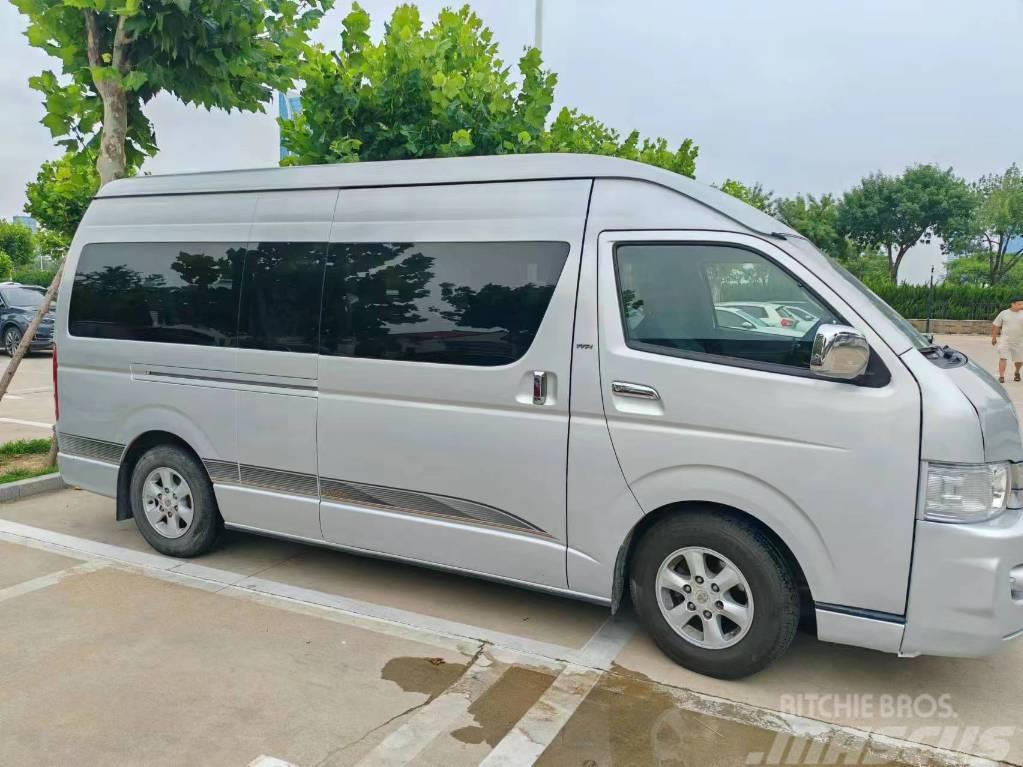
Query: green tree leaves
[[14, 0, 334, 185], [718, 179, 774, 212], [25, 152, 100, 239], [837, 165, 973, 283], [281, 4, 698, 176], [942, 164, 1023, 286], [0, 222, 36, 267]]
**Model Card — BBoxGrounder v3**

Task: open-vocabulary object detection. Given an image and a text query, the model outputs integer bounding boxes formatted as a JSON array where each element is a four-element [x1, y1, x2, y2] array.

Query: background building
[[12, 215, 36, 232], [277, 91, 302, 160]]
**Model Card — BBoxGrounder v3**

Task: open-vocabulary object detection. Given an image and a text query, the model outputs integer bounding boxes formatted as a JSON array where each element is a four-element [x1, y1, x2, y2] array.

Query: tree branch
[[112, 14, 133, 74], [1001, 251, 1023, 279], [84, 10, 101, 68]]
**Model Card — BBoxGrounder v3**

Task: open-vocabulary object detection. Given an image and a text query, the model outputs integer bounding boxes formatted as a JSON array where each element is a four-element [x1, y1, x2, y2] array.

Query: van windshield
[[0, 286, 45, 308], [786, 237, 931, 350], [828, 261, 931, 349]]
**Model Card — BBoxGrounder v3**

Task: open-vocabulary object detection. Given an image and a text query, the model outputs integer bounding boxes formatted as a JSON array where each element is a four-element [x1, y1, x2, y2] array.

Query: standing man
[[992, 298, 1023, 383]]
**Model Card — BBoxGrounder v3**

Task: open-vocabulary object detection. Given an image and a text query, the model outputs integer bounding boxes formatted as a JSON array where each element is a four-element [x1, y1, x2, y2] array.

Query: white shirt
[[994, 309, 1023, 344]]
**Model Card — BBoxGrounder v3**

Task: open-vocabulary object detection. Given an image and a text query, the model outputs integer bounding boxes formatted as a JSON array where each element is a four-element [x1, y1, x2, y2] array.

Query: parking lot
[[0, 335, 1020, 766], [0, 354, 55, 442]]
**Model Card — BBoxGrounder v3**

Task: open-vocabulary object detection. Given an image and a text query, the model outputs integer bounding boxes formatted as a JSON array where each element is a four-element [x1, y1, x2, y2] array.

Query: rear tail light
[[52, 343, 59, 422], [780, 318, 795, 327]]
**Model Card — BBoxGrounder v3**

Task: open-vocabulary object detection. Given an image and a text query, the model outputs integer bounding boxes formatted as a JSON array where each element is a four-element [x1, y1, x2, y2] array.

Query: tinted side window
[[321, 241, 569, 366], [69, 243, 244, 345], [237, 242, 326, 353], [616, 243, 840, 371]]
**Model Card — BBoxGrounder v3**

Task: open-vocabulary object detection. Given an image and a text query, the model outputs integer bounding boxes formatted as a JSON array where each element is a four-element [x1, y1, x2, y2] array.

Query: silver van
[[55, 154, 1023, 678]]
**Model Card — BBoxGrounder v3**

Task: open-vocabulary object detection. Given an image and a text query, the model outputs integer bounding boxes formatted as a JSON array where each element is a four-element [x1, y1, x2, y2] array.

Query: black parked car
[[0, 283, 54, 356]]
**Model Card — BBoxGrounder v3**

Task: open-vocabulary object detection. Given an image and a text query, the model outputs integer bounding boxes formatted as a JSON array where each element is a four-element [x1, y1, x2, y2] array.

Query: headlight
[[924, 462, 1009, 523]]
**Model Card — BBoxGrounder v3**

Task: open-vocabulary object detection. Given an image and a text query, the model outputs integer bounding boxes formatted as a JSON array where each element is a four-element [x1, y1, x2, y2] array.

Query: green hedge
[[866, 283, 1019, 321], [11, 267, 57, 288]]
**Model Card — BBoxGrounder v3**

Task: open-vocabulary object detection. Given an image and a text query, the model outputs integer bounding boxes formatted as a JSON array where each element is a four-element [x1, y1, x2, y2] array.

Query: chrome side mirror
[[810, 324, 870, 380]]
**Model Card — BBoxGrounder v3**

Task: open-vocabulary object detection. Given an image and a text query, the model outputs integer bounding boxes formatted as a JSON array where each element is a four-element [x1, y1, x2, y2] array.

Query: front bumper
[[901, 510, 1023, 657]]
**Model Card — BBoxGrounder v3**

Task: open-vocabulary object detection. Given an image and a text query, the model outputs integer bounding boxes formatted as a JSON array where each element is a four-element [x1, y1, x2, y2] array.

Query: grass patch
[[0, 465, 57, 485], [0, 438, 56, 484], [0, 438, 52, 457]]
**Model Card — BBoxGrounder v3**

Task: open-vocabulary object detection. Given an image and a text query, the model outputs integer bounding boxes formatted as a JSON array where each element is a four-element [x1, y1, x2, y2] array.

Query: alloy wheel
[[5, 329, 21, 356], [655, 546, 755, 650], [141, 467, 195, 539]]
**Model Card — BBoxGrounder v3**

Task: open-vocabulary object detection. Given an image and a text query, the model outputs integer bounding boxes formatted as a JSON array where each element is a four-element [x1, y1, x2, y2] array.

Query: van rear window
[[69, 243, 245, 346], [320, 241, 570, 366], [69, 239, 569, 365]]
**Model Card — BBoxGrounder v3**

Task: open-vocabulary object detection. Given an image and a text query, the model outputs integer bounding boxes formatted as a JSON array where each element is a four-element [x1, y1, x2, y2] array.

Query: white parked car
[[772, 302, 821, 326], [719, 301, 813, 331], [714, 306, 804, 337]]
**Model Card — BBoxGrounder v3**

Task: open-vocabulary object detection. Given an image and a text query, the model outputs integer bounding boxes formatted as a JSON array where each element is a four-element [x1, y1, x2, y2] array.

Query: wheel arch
[[116, 430, 208, 521], [611, 500, 816, 630]]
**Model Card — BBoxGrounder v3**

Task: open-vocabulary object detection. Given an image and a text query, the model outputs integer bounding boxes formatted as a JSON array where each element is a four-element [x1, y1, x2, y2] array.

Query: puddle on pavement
[[380, 656, 467, 701], [536, 670, 914, 767], [451, 666, 556, 746]]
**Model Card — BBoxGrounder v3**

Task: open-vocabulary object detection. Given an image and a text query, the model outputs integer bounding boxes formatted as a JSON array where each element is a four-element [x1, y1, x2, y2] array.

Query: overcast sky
[[2, 0, 1021, 282]]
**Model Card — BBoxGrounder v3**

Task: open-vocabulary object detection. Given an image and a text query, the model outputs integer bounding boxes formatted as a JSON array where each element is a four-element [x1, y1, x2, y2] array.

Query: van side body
[[55, 154, 1023, 672]]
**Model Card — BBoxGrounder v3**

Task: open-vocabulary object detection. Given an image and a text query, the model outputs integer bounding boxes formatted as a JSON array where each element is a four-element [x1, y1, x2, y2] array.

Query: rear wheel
[[129, 444, 221, 557], [4, 326, 22, 357], [630, 510, 799, 679]]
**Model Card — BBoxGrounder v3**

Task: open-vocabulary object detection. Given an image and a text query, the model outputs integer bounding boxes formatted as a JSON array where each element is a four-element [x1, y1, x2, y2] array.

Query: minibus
[[55, 154, 1023, 678]]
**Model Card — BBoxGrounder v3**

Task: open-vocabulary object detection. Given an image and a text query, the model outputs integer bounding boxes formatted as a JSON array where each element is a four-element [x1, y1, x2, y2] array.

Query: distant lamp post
[[534, 0, 543, 51], [925, 265, 935, 336]]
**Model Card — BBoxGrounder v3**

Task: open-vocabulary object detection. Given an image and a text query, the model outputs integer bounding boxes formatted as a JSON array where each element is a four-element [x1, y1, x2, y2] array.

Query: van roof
[[97, 153, 796, 238]]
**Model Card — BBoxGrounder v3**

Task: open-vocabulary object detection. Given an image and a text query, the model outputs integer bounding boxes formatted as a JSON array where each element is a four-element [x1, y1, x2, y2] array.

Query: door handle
[[611, 381, 660, 400], [532, 371, 548, 405]]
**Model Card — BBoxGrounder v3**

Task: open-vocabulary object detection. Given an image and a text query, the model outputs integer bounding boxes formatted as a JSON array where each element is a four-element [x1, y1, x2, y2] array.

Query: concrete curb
[[0, 472, 65, 503]]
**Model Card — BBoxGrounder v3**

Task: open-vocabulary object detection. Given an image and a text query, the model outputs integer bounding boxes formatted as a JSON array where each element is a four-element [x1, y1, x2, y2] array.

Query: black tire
[[4, 326, 22, 357], [129, 444, 222, 557], [629, 510, 800, 679]]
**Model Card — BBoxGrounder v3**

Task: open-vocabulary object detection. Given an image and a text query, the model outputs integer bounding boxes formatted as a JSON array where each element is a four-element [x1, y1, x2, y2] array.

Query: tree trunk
[[46, 425, 58, 467], [891, 244, 912, 284], [96, 83, 129, 187], [0, 264, 64, 456]]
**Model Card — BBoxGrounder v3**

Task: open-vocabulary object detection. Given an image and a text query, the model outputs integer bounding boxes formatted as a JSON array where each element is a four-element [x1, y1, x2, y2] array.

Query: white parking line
[[248, 757, 298, 767], [479, 615, 635, 767], [0, 417, 53, 429], [0, 560, 106, 604], [479, 663, 601, 767], [354, 653, 504, 767]]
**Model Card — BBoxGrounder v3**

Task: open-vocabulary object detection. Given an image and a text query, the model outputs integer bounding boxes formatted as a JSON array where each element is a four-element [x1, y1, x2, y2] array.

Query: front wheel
[[129, 444, 222, 557], [4, 326, 22, 357], [630, 510, 800, 679]]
